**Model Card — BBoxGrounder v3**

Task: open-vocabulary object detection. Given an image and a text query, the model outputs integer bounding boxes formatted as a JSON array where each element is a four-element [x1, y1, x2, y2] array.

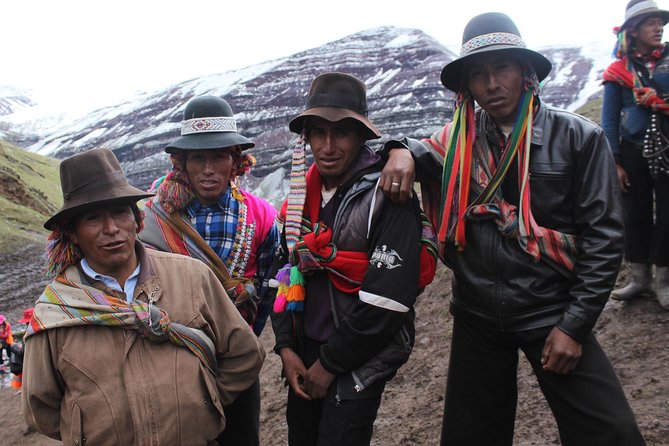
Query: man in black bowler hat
[[381, 12, 645, 445], [140, 96, 279, 446]]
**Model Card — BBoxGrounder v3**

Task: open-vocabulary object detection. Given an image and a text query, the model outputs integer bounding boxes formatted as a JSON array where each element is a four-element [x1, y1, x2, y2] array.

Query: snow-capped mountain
[[0, 86, 34, 116], [1, 27, 613, 206]]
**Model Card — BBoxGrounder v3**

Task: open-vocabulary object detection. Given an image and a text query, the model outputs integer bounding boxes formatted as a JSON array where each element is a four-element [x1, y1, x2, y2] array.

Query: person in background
[[271, 72, 437, 446], [0, 314, 13, 387], [22, 148, 264, 445], [602, 0, 669, 309], [7, 308, 33, 390], [140, 96, 279, 446], [381, 12, 645, 445]]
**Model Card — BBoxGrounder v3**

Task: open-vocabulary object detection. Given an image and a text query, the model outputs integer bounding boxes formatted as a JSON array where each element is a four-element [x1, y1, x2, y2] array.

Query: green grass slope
[[574, 97, 602, 125], [0, 141, 61, 253]]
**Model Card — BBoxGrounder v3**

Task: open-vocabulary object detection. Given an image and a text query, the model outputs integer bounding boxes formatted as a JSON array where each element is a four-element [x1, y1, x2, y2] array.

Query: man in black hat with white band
[[381, 12, 644, 445], [140, 96, 279, 445]]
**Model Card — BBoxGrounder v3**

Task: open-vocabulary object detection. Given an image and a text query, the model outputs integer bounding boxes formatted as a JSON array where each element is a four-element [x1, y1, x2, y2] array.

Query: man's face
[[185, 148, 237, 205], [68, 204, 138, 281], [466, 53, 525, 127], [632, 15, 665, 52], [306, 117, 363, 189]]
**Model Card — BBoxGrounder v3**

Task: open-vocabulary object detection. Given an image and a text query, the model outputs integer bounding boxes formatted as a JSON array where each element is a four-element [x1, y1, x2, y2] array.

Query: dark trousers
[[620, 140, 669, 266], [217, 378, 260, 446], [440, 318, 645, 446], [285, 338, 384, 446], [286, 384, 383, 446]]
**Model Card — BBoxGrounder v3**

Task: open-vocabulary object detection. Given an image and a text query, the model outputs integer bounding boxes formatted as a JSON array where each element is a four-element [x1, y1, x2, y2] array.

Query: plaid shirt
[[186, 187, 278, 295]]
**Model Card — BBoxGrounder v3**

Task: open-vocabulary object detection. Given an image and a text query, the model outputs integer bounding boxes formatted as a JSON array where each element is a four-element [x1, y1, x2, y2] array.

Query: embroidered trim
[[226, 201, 256, 276], [460, 32, 525, 56], [181, 117, 237, 135]]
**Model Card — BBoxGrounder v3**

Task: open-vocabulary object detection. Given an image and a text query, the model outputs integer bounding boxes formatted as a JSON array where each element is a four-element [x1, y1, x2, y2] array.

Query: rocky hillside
[[1, 27, 612, 198]]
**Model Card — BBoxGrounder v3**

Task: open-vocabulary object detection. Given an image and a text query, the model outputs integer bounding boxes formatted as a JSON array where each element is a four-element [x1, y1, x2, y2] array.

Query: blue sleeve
[[601, 81, 623, 162], [252, 222, 280, 336]]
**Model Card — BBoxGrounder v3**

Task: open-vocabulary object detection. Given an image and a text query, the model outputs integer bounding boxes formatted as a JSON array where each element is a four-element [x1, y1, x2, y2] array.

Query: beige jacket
[[22, 243, 265, 445]]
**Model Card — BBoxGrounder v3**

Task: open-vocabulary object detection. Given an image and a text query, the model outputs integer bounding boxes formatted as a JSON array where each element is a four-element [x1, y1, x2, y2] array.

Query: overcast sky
[[0, 0, 656, 113]]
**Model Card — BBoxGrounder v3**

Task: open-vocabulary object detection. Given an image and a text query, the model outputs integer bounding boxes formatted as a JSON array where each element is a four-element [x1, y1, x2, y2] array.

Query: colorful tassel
[[44, 229, 82, 278], [272, 263, 306, 313], [273, 294, 287, 313]]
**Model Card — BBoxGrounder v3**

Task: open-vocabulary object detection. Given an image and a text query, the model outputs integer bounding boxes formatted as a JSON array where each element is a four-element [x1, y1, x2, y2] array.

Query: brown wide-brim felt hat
[[44, 148, 154, 230], [289, 72, 382, 141], [440, 12, 552, 92], [165, 96, 254, 154]]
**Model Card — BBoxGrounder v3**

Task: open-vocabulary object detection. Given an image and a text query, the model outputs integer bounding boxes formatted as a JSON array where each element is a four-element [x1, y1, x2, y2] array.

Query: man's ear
[[66, 229, 78, 246]]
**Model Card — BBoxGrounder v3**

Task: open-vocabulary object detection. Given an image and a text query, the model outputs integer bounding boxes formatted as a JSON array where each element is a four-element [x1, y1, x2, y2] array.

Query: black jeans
[[216, 378, 261, 446], [440, 318, 645, 446], [620, 140, 669, 266], [285, 338, 385, 446]]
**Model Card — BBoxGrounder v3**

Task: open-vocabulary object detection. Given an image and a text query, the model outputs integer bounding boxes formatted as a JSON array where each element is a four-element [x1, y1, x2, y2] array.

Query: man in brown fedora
[[22, 148, 265, 445], [270, 72, 437, 446], [381, 12, 644, 446], [139, 96, 279, 445]]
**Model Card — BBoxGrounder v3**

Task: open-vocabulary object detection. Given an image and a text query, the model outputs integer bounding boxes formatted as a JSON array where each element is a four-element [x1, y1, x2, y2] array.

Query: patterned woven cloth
[[421, 92, 578, 274], [141, 198, 259, 325], [26, 274, 217, 372]]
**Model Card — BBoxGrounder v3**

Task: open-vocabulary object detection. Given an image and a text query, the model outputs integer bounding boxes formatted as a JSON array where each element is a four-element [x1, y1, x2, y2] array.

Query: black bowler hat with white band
[[165, 96, 255, 153], [440, 12, 552, 92]]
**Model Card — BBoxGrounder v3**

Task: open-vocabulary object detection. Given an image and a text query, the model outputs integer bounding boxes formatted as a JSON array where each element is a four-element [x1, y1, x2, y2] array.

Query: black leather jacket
[[400, 102, 624, 342], [272, 150, 422, 397]]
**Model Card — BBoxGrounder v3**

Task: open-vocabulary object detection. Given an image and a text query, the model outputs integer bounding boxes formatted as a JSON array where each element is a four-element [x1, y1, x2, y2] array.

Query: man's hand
[[380, 147, 415, 205], [541, 327, 582, 375], [279, 348, 311, 400], [303, 359, 336, 400], [616, 163, 630, 193]]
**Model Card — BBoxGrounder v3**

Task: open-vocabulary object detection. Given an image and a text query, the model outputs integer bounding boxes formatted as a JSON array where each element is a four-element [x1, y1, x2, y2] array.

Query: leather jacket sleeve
[[553, 121, 624, 341]]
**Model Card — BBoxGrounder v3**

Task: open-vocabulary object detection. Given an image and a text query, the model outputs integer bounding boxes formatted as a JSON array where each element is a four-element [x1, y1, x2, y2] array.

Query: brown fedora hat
[[620, 0, 669, 30], [44, 148, 154, 230], [289, 72, 382, 140], [440, 12, 552, 92]]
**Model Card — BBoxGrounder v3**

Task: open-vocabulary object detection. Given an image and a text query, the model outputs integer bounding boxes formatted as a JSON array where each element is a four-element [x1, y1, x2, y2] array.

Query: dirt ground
[[1, 244, 668, 445]]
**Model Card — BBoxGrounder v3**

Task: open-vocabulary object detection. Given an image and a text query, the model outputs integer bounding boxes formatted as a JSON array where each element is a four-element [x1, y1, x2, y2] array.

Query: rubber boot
[[611, 263, 653, 300], [655, 266, 669, 310]]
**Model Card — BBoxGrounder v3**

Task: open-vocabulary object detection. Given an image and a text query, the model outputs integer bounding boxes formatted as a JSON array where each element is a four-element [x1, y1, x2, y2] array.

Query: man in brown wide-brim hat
[[381, 12, 645, 446], [270, 72, 437, 445], [23, 147, 265, 445]]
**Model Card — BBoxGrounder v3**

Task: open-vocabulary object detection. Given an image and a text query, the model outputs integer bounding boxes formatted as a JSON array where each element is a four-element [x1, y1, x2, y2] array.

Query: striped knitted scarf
[[422, 75, 577, 273], [26, 274, 217, 372], [274, 163, 371, 313], [274, 141, 438, 313]]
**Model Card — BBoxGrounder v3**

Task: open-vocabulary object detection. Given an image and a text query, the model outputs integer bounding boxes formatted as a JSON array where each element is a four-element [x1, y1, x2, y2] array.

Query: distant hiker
[[22, 148, 264, 445], [271, 72, 437, 446], [380, 12, 645, 445], [602, 0, 669, 309], [139, 95, 279, 446], [0, 314, 12, 386], [7, 308, 33, 390]]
